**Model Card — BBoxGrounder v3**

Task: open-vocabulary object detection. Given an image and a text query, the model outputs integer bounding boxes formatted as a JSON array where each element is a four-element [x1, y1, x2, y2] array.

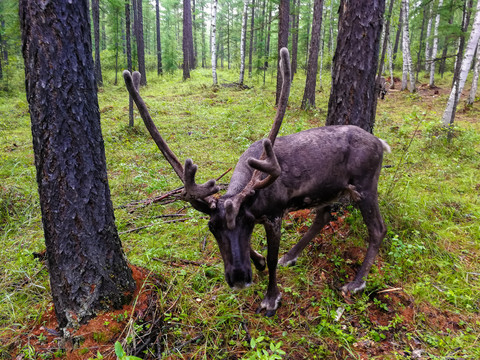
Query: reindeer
[[123, 48, 390, 317]]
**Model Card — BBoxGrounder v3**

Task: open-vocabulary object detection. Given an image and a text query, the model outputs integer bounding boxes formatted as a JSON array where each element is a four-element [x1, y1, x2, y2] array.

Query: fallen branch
[[119, 217, 203, 235], [152, 257, 210, 267]]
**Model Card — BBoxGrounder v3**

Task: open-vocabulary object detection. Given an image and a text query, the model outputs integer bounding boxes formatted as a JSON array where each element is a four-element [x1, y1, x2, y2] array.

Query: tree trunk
[[378, 0, 395, 78], [248, 0, 255, 77], [239, 0, 249, 85], [326, 0, 385, 133], [19, 0, 135, 331], [318, 21, 326, 90], [134, 0, 147, 85], [226, 2, 231, 69], [156, 0, 163, 75], [193, 0, 198, 67], [275, 0, 290, 105], [387, 36, 394, 87], [301, 0, 323, 109], [468, 41, 480, 104], [201, 1, 206, 68], [415, 6, 427, 82], [125, 0, 134, 127], [114, 7, 119, 86], [429, 0, 443, 86], [400, 0, 415, 92], [211, 0, 218, 85], [327, 0, 334, 57], [264, 0, 272, 85], [439, 6, 453, 78], [291, 0, 300, 78], [442, 0, 480, 127], [92, 0, 103, 87], [452, 0, 474, 88], [392, 4, 403, 70], [425, 4, 433, 71], [183, 0, 195, 80]]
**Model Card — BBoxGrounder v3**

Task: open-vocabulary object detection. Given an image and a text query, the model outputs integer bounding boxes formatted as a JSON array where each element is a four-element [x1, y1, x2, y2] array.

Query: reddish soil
[[9, 265, 163, 360]]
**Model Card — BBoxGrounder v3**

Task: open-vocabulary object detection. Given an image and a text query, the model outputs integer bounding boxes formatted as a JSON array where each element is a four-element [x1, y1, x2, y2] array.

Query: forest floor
[[1, 69, 479, 359]]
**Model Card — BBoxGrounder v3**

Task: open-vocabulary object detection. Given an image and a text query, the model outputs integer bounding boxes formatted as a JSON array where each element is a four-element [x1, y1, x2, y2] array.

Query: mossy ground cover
[[1, 68, 479, 359]]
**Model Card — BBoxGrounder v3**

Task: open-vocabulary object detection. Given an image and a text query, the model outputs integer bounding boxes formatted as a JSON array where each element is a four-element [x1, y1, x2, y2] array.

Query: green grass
[[1, 67, 480, 359]]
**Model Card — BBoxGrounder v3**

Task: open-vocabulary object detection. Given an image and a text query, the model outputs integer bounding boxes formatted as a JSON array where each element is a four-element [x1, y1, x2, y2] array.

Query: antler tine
[[247, 139, 281, 190], [225, 48, 291, 229], [123, 70, 185, 182], [182, 159, 220, 203]]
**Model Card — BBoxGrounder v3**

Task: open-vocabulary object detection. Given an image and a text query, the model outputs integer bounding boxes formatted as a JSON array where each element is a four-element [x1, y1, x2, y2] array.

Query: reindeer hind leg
[[342, 187, 386, 294]]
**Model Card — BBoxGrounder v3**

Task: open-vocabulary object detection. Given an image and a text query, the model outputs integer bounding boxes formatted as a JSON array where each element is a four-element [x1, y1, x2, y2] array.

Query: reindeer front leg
[[256, 216, 282, 317]]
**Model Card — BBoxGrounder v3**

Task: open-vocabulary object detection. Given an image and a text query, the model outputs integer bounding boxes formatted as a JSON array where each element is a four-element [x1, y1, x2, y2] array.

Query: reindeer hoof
[[256, 293, 282, 317], [278, 255, 297, 267], [341, 280, 366, 295]]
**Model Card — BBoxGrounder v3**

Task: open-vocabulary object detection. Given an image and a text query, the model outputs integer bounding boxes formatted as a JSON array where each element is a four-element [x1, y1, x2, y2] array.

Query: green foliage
[[114, 341, 142, 360], [1, 65, 480, 359]]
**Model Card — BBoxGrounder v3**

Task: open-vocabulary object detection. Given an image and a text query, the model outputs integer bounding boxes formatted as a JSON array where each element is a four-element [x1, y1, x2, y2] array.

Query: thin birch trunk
[[425, 4, 433, 71], [429, 0, 443, 87], [442, 0, 480, 127], [467, 41, 480, 104], [248, 0, 255, 77], [211, 0, 218, 85], [239, 0, 249, 85], [401, 0, 415, 92]]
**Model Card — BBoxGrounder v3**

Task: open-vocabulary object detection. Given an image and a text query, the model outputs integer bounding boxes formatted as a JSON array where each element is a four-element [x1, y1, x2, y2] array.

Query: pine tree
[[19, 0, 135, 331]]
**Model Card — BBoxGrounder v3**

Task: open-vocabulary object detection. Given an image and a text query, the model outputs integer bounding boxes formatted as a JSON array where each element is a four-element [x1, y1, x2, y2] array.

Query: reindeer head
[[123, 48, 291, 290]]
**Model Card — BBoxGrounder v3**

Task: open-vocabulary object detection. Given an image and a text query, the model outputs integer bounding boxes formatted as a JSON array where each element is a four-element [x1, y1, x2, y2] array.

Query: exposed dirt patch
[[9, 265, 164, 360]]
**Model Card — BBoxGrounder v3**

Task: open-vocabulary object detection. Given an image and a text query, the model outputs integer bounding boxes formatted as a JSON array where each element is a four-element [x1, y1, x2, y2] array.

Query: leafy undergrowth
[[1, 68, 480, 359]]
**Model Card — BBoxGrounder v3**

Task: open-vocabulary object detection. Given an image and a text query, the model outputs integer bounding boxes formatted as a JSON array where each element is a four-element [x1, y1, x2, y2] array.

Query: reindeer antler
[[225, 48, 291, 229], [123, 71, 219, 210]]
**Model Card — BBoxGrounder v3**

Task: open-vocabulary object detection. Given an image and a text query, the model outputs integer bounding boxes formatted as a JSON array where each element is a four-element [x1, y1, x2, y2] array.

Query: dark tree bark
[[156, 0, 163, 75], [183, 0, 195, 80], [134, 0, 147, 85], [326, 0, 385, 133], [301, 0, 324, 109], [92, 0, 103, 86], [125, 0, 134, 127], [275, 0, 289, 105], [19, 0, 136, 331]]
